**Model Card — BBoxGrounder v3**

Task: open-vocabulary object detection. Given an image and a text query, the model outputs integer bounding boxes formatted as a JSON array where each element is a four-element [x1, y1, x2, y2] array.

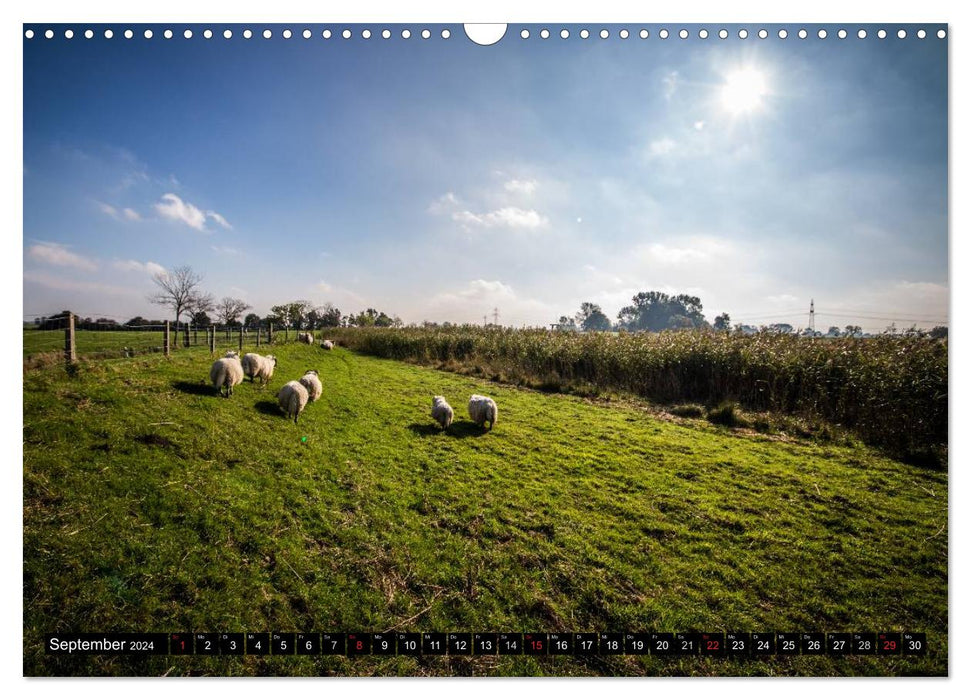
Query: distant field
[[23, 342, 947, 676]]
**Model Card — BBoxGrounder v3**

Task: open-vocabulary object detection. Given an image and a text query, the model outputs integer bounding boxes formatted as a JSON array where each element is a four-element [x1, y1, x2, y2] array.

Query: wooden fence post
[[209, 325, 215, 354], [164, 321, 170, 358], [238, 326, 243, 353], [183, 322, 190, 348], [268, 322, 273, 343], [285, 326, 289, 342], [64, 312, 76, 365], [256, 327, 261, 348], [193, 326, 198, 346]]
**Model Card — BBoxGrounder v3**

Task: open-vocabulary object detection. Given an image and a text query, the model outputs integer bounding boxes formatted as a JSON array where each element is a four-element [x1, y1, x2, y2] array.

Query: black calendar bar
[[45, 632, 930, 656]]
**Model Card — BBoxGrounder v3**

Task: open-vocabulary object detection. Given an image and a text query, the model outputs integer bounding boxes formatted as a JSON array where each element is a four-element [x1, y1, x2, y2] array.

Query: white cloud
[[98, 201, 142, 222], [693, 121, 706, 131], [427, 192, 460, 215], [206, 211, 233, 230], [97, 201, 119, 219], [635, 236, 733, 266], [315, 280, 366, 307], [424, 279, 557, 326], [458, 279, 516, 300], [113, 259, 166, 276], [154, 193, 207, 231], [504, 179, 538, 196], [895, 281, 948, 298], [581, 264, 624, 288], [27, 242, 97, 271], [23, 271, 134, 296], [663, 71, 679, 100], [452, 207, 549, 230], [154, 193, 229, 232], [210, 245, 242, 256], [648, 138, 677, 158]]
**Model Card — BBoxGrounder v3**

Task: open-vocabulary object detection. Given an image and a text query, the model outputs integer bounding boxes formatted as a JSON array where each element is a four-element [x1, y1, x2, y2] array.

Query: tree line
[[556, 292, 712, 332], [554, 291, 947, 338], [147, 265, 401, 330]]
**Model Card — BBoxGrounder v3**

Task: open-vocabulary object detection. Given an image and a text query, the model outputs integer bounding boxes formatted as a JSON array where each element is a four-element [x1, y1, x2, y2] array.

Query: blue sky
[[23, 24, 948, 331]]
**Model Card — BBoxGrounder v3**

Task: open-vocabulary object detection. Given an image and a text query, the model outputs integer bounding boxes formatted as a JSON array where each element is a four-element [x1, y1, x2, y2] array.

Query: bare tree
[[216, 297, 252, 326], [185, 292, 215, 326], [148, 266, 207, 326]]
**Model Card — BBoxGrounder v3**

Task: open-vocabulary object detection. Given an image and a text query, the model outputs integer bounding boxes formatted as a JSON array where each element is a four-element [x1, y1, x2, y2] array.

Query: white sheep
[[321, 340, 334, 350], [210, 355, 244, 397], [241, 353, 277, 386], [298, 369, 323, 402], [468, 394, 498, 430], [431, 396, 454, 430], [297, 331, 314, 345], [277, 380, 309, 423], [224, 350, 239, 359]]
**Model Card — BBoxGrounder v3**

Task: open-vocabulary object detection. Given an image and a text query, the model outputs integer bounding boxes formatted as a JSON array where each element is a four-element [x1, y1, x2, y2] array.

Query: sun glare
[[720, 67, 769, 115]]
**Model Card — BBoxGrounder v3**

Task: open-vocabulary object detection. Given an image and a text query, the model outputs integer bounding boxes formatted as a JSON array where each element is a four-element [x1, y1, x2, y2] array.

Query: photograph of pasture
[[22, 23, 947, 677]]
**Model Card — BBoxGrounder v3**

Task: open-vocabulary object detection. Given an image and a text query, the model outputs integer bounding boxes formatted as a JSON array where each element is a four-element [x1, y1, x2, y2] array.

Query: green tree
[[270, 300, 315, 329], [319, 303, 342, 327], [929, 325, 948, 339], [617, 291, 707, 331], [713, 312, 731, 331], [576, 302, 612, 331]]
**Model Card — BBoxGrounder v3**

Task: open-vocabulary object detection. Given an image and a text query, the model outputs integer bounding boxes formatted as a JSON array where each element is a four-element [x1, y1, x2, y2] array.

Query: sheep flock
[[205, 340, 499, 433]]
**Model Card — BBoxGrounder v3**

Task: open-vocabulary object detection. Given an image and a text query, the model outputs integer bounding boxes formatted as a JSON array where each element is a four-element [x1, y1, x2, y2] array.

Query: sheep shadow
[[407, 421, 489, 438], [172, 380, 217, 397], [254, 400, 283, 417]]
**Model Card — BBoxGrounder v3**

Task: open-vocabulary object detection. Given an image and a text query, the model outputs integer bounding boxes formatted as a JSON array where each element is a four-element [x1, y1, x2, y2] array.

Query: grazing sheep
[[321, 340, 334, 350], [210, 355, 244, 397], [298, 369, 323, 402], [277, 380, 309, 424], [297, 331, 314, 345], [224, 350, 239, 359], [468, 394, 498, 430], [241, 353, 277, 385], [431, 396, 454, 430]]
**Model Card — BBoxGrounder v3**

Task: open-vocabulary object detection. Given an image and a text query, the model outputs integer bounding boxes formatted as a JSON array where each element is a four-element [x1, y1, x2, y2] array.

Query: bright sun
[[720, 68, 769, 115]]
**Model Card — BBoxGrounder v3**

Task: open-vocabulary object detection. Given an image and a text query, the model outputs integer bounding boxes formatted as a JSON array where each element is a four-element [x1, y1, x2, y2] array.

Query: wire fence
[[22, 312, 314, 368]]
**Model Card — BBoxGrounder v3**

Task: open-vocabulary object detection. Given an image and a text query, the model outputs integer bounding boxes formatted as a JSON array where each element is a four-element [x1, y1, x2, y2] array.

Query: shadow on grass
[[254, 400, 282, 417], [407, 421, 488, 438], [171, 380, 216, 397]]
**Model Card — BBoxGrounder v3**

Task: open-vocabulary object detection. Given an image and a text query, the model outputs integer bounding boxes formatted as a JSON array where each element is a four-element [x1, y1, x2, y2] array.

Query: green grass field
[[23, 342, 947, 676], [24, 329, 169, 359]]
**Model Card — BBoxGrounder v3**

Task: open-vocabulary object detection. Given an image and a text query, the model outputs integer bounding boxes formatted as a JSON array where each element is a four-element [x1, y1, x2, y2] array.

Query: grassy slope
[[23, 343, 947, 676]]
